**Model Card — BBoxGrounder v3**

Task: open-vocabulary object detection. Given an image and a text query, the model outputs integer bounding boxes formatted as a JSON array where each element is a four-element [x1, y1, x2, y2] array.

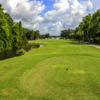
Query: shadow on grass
[[66, 41, 86, 45]]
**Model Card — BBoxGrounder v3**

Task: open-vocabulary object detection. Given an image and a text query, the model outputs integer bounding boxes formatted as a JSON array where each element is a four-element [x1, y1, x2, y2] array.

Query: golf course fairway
[[0, 39, 100, 100]]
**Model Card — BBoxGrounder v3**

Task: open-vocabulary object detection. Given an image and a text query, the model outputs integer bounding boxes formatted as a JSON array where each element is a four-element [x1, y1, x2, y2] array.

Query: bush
[[24, 43, 40, 51], [93, 38, 100, 44], [16, 49, 26, 56]]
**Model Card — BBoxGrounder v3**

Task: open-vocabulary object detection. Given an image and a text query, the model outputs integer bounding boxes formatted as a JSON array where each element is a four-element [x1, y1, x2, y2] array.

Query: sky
[[0, 0, 100, 35]]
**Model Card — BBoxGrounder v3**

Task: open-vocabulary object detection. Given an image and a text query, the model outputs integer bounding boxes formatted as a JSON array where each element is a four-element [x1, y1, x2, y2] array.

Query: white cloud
[[0, 0, 95, 35], [44, 0, 69, 22], [47, 21, 64, 35], [0, 0, 45, 26], [31, 21, 63, 35], [61, 0, 93, 29], [87, 0, 93, 9], [42, 0, 93, 35]]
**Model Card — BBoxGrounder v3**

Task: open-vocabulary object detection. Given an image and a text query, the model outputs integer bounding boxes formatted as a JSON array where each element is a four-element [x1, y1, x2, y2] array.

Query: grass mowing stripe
[[0, 39, 100, 100]]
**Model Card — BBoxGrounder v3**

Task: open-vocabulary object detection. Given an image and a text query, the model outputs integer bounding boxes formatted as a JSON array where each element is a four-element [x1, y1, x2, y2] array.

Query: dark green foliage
[[24, 43, 40, 51], [34, 30, 40, 39], [40, 33, 51, 39], [27, 30, 35, 40], [0, 4, 28, 52], [4, 13, 14, 27], [16, 49, 26, 56], [75, 10, 100, 44], [40, 34, 46, 39], [60, 29, 74, 39], [12, 22, 28, 49], [45, 33, 50, 38], [61, 9, 100, 44], [60, 30, 68, 39], [23, 28, 40, 40], [0, 4, 11, 51]]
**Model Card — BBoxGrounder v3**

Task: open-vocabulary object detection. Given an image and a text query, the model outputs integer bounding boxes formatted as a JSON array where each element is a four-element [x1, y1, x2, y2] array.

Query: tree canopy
[[23, 28, 40, 40], [60, 9, 100, 44], [0, 4, 27, 52]]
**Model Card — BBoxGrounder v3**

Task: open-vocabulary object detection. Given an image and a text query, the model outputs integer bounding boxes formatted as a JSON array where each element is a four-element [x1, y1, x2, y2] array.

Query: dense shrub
[[24, 43, 40, 51], [16, 49, 26, 56], [93, 38, 100, 44]]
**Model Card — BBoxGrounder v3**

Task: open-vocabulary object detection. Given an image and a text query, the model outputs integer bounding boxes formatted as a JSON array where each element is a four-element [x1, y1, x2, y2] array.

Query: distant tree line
[[60, 9, 100, 44], [60, 29, 74, 39], [23, 28, 40, 40], [40, 33, 51, 39]]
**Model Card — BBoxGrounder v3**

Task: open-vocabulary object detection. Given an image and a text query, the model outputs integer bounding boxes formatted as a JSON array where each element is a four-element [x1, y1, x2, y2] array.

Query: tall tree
[[45, 33, 50, 38], [82, 14, 92, 42], [34, 30, 40, 40], [92, 9, 100, 43], [0, 4, 11, 51], [0, 4, 28, 52], [60, 30, 68, 39], [12, 21, 27, 49]]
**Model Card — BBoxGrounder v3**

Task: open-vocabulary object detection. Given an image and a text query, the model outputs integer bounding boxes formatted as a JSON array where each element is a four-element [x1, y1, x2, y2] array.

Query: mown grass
[[0, 39, 100, 100]]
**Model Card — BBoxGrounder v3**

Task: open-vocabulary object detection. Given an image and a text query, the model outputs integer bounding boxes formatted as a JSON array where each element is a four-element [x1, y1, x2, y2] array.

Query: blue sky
[[0, 0, 100, 35], [29, 0, 55, 17], [41, 0, 55, 17]]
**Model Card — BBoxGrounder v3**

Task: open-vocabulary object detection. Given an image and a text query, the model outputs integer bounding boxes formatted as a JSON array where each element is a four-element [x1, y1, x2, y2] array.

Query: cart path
[[90, 44, 100, 49]]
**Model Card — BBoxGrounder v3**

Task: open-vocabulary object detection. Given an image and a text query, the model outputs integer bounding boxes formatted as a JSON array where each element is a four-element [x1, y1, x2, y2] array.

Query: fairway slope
[[0, 39, 100, 100]]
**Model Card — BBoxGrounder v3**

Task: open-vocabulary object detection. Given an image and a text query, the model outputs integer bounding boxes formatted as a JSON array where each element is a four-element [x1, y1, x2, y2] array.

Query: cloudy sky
[[0, 0, 100, 35]]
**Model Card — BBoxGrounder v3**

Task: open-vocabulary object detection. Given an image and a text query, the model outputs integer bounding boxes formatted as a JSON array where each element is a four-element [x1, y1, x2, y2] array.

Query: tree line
[[0, 4, 41, 52], [60, 29, 74, 39], [40, 33, 51, 39], [23, 28, 40, 40], [0, 4, 27, 52], [60, 9, 100, 44]]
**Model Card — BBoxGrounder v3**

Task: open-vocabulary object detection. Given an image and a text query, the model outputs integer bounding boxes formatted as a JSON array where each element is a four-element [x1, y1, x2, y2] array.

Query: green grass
[[0, 39, 100, 100]]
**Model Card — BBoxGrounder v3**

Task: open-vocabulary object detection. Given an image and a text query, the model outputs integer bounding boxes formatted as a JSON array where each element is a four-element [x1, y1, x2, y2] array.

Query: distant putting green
[[0, 39, 100, 100]]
